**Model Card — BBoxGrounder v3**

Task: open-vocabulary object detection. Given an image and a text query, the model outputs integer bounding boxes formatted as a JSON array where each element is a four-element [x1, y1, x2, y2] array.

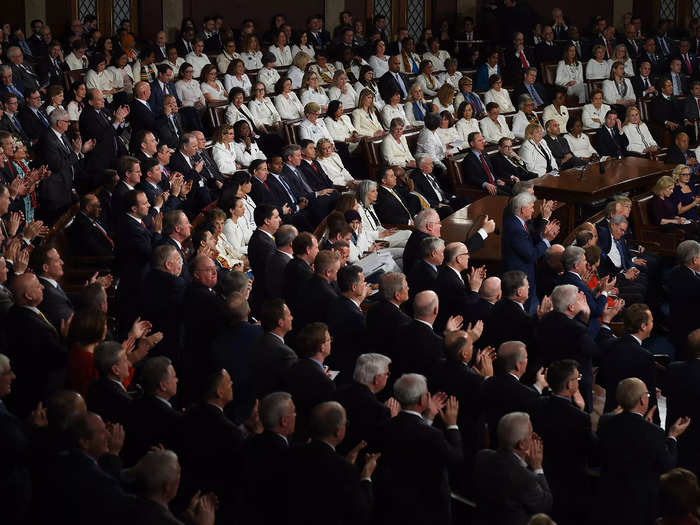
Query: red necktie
[[479, 154, 495, 184], [686, 55, 693, 75], [312, 163, 319, 173], [519, 52, 529, 69], [94, 221, 114, 247], [263, 181, 270, 191], [523, 220, 529, 232], [141, 220, 147, 229], [606, 42, 613, 58]]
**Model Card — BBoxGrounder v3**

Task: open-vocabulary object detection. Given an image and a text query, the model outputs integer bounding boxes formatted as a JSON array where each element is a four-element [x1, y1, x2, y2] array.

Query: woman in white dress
[[184, 39, 211, 78], [416, 112, 449, 172], [439, 58, 463, 90], [415, 60, 442, 97], [85, 54, 116, 103], [511, 94, 542, 139], [223, 59, 252, 96], [324, 100, 360, 153], [454, 101, 481, 144], [327, 71, 357, 110], [300, 70, 329, 112], [235, 172, 257, 233], [582, 89, 610, 129], [603, 61, 636, 109], [356, 180, 411, 248], [564, 118, 598, 161], [309, 51, 337, 85], [287, 52, 311, 89], [232, 120, 267, 167], [257, 53, 281, 94], [268, 30, 293, 67], [555, 44, 586, 104], [542, 87, 570, 131], [519, 123, 557, 176], [159, 46, 185, 80], [622, 105, 659, 156], [607, 44, 634, 77], [380, 87, 407, 128], [274, 77, 305, 120], [352, 89, 385, 137], [211, 124, 239, 176], [435, 111, 463, 154], [247, 81, 282, 133], [240, 34, 263, 71], [484, 74, 515, 113], [316, 138, 356, 187], [66, 80, 86, 121], [585, 45, 610, 80], [108, 51, 134, 96], [216, 38, 241, 73], [422, 37, 450, 71], [368, 40, 390, 78], [381, 117, 416, 168], [291, 31, 316, 63], [200, 64, 228, 103], [354, 65, 385, 111], [222, 195, 252, 256]]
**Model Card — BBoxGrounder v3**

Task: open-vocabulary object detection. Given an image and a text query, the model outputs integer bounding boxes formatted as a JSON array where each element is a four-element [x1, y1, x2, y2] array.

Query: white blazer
[[300, 88, 329, 108], [324, 114, 359, 152], [542, 104, 569, 131], [291, 44, 316, 61], [623, 122, 658, 154], [381, 134, 415, 167], [415, 127, 447, 170], [257, 67, 281, 94], [351, 108, 384, 136], [287, 66, 304, 89], [317, 153, 355, 186], [602, 78, 636, 105], [479, 115, 514, 143], [212, 142, 238, 174], [381, 104, 407, 128], [247, 97, 282, 127], [240, 51, 263, 70], [520, 139, 557, 176], [582, 103, 611, 129], [484, 89, 515, 113], [298, 118, 333, 144], [422, 50, 450, 71], [233, 140, 266, 167], [555, 60, 584, 87], [223, 73, 252, 96], [415, 74, 442, 97], [274, 92, 305, 120], [353, 81, 385, 111], [606, 57, 634, 77], [223, 217, 251, 256], [268, 45, 293, 67], [512, 111, 537, 139], [564, 133, 597, 158], [585, 59, 610, 80], [455, 118, 481, 144], [439, 71, 463, 90], [328, 84, 358, 109]]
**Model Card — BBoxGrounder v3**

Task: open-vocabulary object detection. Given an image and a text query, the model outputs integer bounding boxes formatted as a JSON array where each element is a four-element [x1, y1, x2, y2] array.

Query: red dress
[[67, 346, 134, 395]]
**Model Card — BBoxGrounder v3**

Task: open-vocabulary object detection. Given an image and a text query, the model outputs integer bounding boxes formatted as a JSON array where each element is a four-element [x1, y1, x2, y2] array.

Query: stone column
[[163, 0, 183, 41], [25, 0, 47, 35], [456, 0, 477, 19], [325, 0, 344, 36]]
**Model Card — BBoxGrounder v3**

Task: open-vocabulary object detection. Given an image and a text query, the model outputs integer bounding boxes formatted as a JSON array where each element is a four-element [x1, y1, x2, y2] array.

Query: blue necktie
[[528, 84, 543, 106], [394, 73, 407, 98], [36, 110, 49, 127], [413, 101, 425, 121], [276, 176, 296, 204], [12, 115, 26, 137], [9, 84, 23, 99], [615, 239, 629, 269]]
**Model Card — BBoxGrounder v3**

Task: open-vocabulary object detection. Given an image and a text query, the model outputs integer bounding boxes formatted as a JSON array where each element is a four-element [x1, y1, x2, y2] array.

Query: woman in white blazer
[[352, 89, 385, 137], [327, 71, 358, 110], [222, 195, 252, 256], [268, 31, 293, 67], [564, 118, 598, 160], [555, 45, 586, 103], [257, 57, 281, 94], [606, 44, 634, 77], [211, 124, 239, 175], [223, 59, 252, 96], [585, 45, 610, 80], [454, 101, 481, 144], [381, 118, 416, 168], [415, 60, 442, 97], [300, 70, 329, 112], [356, 180, 412, 248], [274, 77, 305, 120], [511, 94, 542, 139], [602, 61, 636, 108], [415, 112, 449, 172], [479, 104, 514, 144], [247, 81, 282, 129], [298, 102, 334, 144], [622, 106, 659, 156], [291, 32, 316, 62], [232, 120, 267, 167], [582, 89, 611, 129], [381, 88, 408, 129], [354, 65, 385, 112], [483, 74, 515, 113], [324, 100, 360, 153], [317, 138, 356, 187], [520, 123, 557, 176], [404, 83, 433, 127], [542, 88, 570, 131]]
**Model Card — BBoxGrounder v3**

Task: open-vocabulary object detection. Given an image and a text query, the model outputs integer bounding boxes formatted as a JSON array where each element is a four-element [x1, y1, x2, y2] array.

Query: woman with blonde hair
[[240, 34, 263, 70], [300, 70, 329, 111], [555, 44, 586, 103], [585, 44, 609, 79], [607, 44, 634, 77], [404, 82, 433, 127], [622, 105, 658, 156], [649, 175, 700, 238], [415, 59, 442, 97], [352, 88, 384, 137], [211, 124, 239, 176], [519, 122, 556, 176], [671, 162, 700, 221], [287, 51, 311, 89], [316, 137, 356, 187], [432, 83, 454, 115], [327, 70, 357, 110]]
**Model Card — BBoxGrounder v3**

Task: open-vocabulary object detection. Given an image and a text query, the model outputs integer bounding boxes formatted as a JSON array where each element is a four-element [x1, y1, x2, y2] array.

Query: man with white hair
[[474, 411, 553, 524], [377, 373, 461, 525], [668, 240, 700, 358], [366, 272, 412, 353]]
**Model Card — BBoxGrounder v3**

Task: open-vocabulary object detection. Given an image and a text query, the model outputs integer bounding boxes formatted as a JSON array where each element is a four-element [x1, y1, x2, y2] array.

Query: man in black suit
[[192, 130, 223, 198], [168, 132, 212, 215], [38, 108, 93, 224], [5, 273, 66, 417], [295, 250, 342, 328], [378, 55, 411, 103], [283, 401, 377, 525], [155, 94, 184, 149], [406, 236, 443, 300], [366, 272, 412, 353], [122, 356, 182, 464], [631, 61, 658, 99], [375, 167, 414, 224], [307, 15, 331, 50], [505, 34, 537, 83], [298, 139, 338, 191], [248, 203, 280, 313], [667, 130, 699, 168], [86, 341, 133, 425], [283, 322, 337, 440], [593, 109, 629, 157], [0, 93, 29, 146], [36, 42, 66, 86], [18, 88, 50, 145], [31, 244, 74, 329], [159, 209, 192, 282], [544, 119, 587, 170], [136, 157, 184, 212], [668, 241, 700, 358], [641, 38, 667, 77], [464, 132, 513, 195], [474, 411, 553, 524], [376, 373, 462, 525], [480, 340, 544, 447], [683, 81, 700, 130], [281, 144, 336, 225], [326, 265, 370, 383], [129, 82, 157, 151], [668, 57, 690, 96], [148, 64, 181, 118], [434, 241, 483, 331], [596, 377, 689, 524], [0, 67, 25, 105], [535, 26, 561, 64], [623, 24, 642, 59], [176, 27, 195, 57], [251, 299, 298, 398], [7, 47, 40, 94], [593, 25, 616, 61], [678, 39, 697, 78], [27, 20, 48, 57], [411, 156, 461, 219], [536, 244, 564, 301], [265, 224, 297, 300], [492, 137, 538, 182], [599, 304, 657, 414], [651, 77, 692, 138], [513, 67, 549, 108], [567, 26, 590, 61], [282, 232, 318, 315]]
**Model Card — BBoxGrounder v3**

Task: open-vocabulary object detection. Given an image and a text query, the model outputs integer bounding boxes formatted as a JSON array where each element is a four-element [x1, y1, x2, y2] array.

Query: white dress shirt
[[381, 133, 415, 167], [520, 139, 557, 176], [298, 118, 333, 144], [223, 73, 252, 96], [542, 104, 570, 131], [85, 69, 114, 102], [479, 115, 514, 143], [274, 92, 305, 120], [582, 103, 611, 129], [268, 45, 293, 67]]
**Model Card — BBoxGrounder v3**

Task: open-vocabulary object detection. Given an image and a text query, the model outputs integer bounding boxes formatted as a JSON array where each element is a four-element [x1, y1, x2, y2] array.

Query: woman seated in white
[[381, 117, 416, 168], [380, 87, 407, 129], [298, 101, 334, 144], [352, 89, 385, 138], [222, 195, 253, 256], [240, 34, 263, 71], [585, 45, 610, 80], [435, 111, 463, 154], [109, 51, 135, 95], [454, 101, 481, 144], [433, 83, 456, 116], [206, 207, 245, 269], [86, 54, 116, 103], [309, 51, 337, 85], [175, 63, 206, 119], [582, 89, 610, 129], [416, 112, 450, 172], [354, 65, 385, 112], [622, 105, 659, 156], [439, 58, 463, 90], [542, 87, 570, 131], [564, 118, 599, 161], [232, 120, 267, 167], [211, 124, 239, 176], [335, 47, 367, 83], [607, 44, 634, 77], [324, 100, 361, 153], [291, 31, 316, 63], [316, 138, 356, 187], [223, 59, 252, 96], [479, 102, 515, 144], [519, 122, 557, 176], [216, 38, 241, 74], [274, 77, 305, 120], [200, 64, 228, 103], [555, 44, 586, 104], [236, 172, 257, 233], [603, 61, 636, 109], [327, 71, 358, 110], [404, 83, 434, 127], [185, 39, 211, 77], [415, 60, 442, 97], [368, 40, 390, 78], [422, 37, 450, 71], [159, 47, 185, 83], [300, 70, 329, 112], [511, 94, 542, 139], [257, 52, 281, 94], [399, 37, 422, 74], [484, 74, 515, 113], [248, 81, 282, 132], [287, 52, 311, 89], [268, 30, 293, 67], [357, 180, 412, 248]]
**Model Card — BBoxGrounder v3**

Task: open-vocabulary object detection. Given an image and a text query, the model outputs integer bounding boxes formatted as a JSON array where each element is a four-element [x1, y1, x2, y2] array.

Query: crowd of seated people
[[3, 7, 700, 525]]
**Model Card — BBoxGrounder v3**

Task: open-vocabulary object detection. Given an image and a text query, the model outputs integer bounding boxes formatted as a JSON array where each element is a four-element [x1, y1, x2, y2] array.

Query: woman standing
[[555, 44, 586, 104]]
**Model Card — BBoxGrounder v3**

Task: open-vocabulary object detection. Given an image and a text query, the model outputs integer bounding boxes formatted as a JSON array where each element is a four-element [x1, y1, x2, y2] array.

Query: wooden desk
[[532, 157, 673, 226]]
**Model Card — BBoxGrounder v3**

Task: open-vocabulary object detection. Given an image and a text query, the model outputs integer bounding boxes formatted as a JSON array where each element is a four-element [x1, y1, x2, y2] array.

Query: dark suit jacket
[[295, 274, 340, 328], [474, 448, 553, 525], [248, 228, 276, 308], [501, 212, 548, 299], [491, 151, 538, 181], [375, 185, 413, 225], [148, 80, 181, 117], [480, 372, 540, 447], [463, 150, 510, 191], [10, 63, 40, 94], [376, 411, 462, 525], [332, 381, 391, 452], [544, 134, 586, 168], [283, 358, 336, 437], [534, 41, 562, 64], [482, 298, 537, 353], [403, 229, 485, 276], [140, 268, 186, 365], [78, 106, 122, 181], [115, 214, 160, 296], [36, 55, 65, 86], [592, 126, 629, 158], [596, 222, 634, 277], [251, 332, 298, 398], [391, 319, 443, 378], [665, 143, 697, 166], [299, 158, 335, 191], [640, 51, 667, 76], [17, 106, 49, 143], [128, 98, 157, 148], [434, 265, 479, 331], [65, 212, 114, 257], [37, 127, 80, 217], [650, 94, 684, 126], [378, 70, 411, 102], [283, 257, 314, 315], [624, 38, 642, 59], [596, 411, 678, 524], [326, 296, 368, 382], [28, 34, 49, 58], [0, 401, 31, 525], [558, 271, 607, 337], [668, 265, 700, 354], [123, 395, 183, 465], [155, 112, 185, 149], [366, 299, 411, 355], [630, 74, 656, 99], [86, 377, 132, 425], [37, 277, 74, 329], [406, 258, 439, 298], [265, 250, 293, 300], [513, 81, 549, 107], [411, 169, 452, 208], [665, 359, 700, 473]]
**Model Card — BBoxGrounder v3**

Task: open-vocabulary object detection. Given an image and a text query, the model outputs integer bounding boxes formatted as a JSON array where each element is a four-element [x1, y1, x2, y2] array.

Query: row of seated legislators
[[2, 6, 700, 525]]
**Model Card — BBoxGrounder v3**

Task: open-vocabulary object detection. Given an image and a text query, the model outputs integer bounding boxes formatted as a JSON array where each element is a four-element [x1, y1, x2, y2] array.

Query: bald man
[[66, 193, 114, 257], [5, 273, 66, 416], [469, 275, 501, 326], [434, 241, 483, 331], [129, 81, 157, 151]]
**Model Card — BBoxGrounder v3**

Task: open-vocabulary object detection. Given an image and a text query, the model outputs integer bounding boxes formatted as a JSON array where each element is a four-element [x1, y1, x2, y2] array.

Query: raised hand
[[385, 397, 400, 417], [467, 319, 484, 342], [128, 317, 152, 339], [475, 346, 495, 377], [426, 391, 447, 419], [7, 211, 22, 236], [536, 295, 553, 319], [468, 265, 485, 292], [106, 422, 125, 455], [445, 315, 463, 333], [361, 452, 381, 479], [14, 247, 30, 274], [535, 367, 548, 390], [525, 433, 544, 470], [152, 212, 163, 233], [30, 401, 48, 427], [669, 416, 691, 438], [60, 313, 74, 339], [346, 440, 367, 464]]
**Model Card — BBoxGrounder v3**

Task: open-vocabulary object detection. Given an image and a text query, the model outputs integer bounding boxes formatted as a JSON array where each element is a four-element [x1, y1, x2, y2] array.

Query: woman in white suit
[[316, 138, 356, 187], [274, 77, 305, 120], [519, 123, 557, 176], [298, 102, 334, 144], [356, 179, 411, 248], [247, 81, 282, 130], [324, 100, 360, 153], [415, 112, 449, 172], [211, 124, 239, 176], [381, 117, 416, 168], [582, 89, 610, 129], [555, 44, 586, 103], [622, 105, 658, 156], [603, 61, 636, 109]]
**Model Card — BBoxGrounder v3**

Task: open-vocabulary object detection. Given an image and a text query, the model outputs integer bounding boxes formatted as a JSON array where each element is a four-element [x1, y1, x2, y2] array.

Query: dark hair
[[337, 264, 363, 293], [502, 270, 527, 298], [260, 298, 287, 331], [296, 322, 329, 358], [68, 309, 107, 346], [326, 99, 343, 120], [546, 359, 580, 393], [624, 303, 651, 333], [292, 232, 316, 255], [423, 112, 440, 130], [254, 203, 277, 227]]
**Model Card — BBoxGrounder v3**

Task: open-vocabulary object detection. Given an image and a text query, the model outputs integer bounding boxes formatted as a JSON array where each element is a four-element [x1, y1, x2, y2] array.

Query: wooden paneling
[[47, 0, 73, 39]]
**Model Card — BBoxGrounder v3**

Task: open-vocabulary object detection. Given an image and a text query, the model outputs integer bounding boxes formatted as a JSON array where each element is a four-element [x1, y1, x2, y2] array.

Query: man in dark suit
[[136, 158, 183, 212], [501, 192, 559, 313], [281, 144, 336, 225], [265, 224, 297, 300], [154, 94, 184, 149], [366, 272, 412, 353], [158, 209, 192, 282], [513, 67, 549, 108], [593, 25, 617, 60], [544, 119, 587, 170], [535, 26, 561, 64], [666, 127, 699, 165], [479, 340, 544, 447], [376, 373, 462, 525], [36, 43, 66, 86], [168, 133, 212, 214], [375, 167, 414, 225], [307, 15, 331, 50], [263, 156, 315, 232], [283, 401, 376, 525], [631, 61, 659, 99], [18, 88, 50, 144], [492, 137, 538, 182], [86, 341, 133, 425], [596, 377, 688, 524], [298, 140, 337, 191], [536, 244, 564, 301], [668, 57, 690, 95], [4, 273, 66, 417], [28, 20, 48, 57], [66, 193, 114, 258], [668, 241, 700, 359], [411, 156, 463, 219], [251, 299, 298, 398], [148, 64, 181, 118], [0, 93, 29, 145], [295, 250, 342, 328], [464, 132, 513, 195], [474, 411, 553, 524], [434, 241, 482, 331], [248, 204, 280, 313], [129, 82, 157, 151], [38, 108, 92, 224], [641, 38, 667, 77], [282, 232, 318, 315], [7, 48, 40, 94], [406, 236, 443, 300], [31, 245, 74, 329], [650, 77, 690, 137], [678, 39, 697, 78], [0, 67, 25, 105], [505, 34, 538, 83], [592, 109, 629, 158], [567, 26, 590, 61], [378, 55, 411, 103], [623, 25, 642, 59]]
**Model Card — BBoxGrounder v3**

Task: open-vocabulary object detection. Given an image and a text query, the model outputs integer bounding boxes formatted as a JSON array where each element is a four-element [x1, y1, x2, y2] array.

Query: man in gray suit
[[251, 298, 298, 397]]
